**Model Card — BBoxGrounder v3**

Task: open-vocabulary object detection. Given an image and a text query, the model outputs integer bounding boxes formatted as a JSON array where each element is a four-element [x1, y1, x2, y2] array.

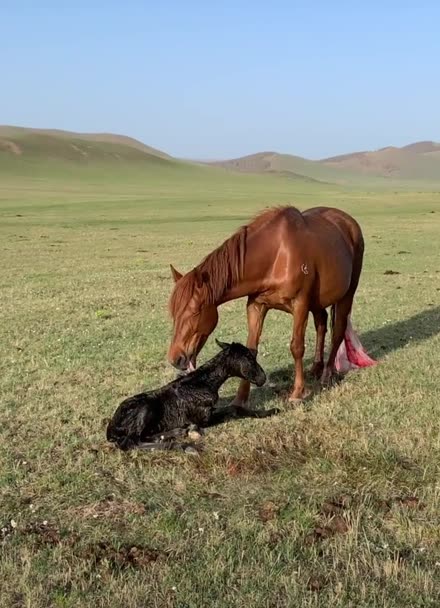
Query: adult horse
[[167, 206, 375, 403]]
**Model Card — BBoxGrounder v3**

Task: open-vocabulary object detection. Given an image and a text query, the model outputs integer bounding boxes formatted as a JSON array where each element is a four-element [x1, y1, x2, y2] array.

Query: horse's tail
[[331, 304, 377, 374]]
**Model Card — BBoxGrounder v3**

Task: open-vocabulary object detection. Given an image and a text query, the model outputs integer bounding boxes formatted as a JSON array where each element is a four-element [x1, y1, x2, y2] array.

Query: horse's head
[[168, 264, 219, 372]]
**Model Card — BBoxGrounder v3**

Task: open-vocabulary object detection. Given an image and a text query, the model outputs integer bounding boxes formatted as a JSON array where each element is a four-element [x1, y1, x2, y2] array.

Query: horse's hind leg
[[322, 241, 364, 385], [231, 299, 268, 406], [310, 308, 328, 378], [321, 294, 353, 385]]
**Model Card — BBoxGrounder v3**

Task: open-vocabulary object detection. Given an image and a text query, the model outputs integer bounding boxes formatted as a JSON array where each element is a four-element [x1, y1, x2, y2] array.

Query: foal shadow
[[219, 305, 440, 410]]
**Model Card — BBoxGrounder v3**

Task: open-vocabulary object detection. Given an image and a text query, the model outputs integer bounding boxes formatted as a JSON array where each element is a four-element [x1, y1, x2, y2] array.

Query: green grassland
[[1, 146, 440, 607]]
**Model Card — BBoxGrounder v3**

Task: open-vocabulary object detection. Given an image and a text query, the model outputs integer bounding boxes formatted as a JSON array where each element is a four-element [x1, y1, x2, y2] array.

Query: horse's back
[[301, 206, 364, 248], [295, 206, 364, 307]]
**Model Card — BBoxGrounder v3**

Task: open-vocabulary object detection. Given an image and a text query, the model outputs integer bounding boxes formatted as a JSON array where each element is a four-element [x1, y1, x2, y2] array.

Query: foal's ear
[[215, 338, 230, 350], [170, 264, 183, 283]]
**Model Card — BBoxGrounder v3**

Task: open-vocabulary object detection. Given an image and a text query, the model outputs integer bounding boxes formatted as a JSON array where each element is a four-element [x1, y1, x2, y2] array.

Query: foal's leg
[[231, 299, 268, 406], [289, 300, 310, 402], [135, 427, 189, 450], [321, 295, 353, 385], [310, 308, 328, 378]]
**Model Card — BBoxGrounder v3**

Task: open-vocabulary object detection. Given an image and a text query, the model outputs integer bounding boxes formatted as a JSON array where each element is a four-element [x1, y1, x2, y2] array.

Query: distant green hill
[[0, 125, 171, 159], [207, 152, 339, 183], [207, 141, 440, 184], [0, 126, 180, 181], [2, 126, 439, 187], [0, 125, 332, 198]]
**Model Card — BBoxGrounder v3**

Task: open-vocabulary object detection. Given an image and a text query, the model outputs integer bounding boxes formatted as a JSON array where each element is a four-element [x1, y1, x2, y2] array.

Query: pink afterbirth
[[335, 316, 377, 373]]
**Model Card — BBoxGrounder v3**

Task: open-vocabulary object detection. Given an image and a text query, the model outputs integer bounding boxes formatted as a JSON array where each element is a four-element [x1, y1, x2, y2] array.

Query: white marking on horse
[[301, 263, 309, 275]]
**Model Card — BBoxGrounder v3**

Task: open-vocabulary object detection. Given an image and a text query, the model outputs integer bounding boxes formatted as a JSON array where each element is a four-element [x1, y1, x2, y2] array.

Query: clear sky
[[1, 1, 439, 159]]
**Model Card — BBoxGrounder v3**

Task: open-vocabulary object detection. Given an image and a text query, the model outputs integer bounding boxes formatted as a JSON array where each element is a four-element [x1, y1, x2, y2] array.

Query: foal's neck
[[198, 353, 235, 390]]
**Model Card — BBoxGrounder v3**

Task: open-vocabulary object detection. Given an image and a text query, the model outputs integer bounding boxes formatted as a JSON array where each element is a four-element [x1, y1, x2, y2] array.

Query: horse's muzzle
[[172, 353, 196, 373]]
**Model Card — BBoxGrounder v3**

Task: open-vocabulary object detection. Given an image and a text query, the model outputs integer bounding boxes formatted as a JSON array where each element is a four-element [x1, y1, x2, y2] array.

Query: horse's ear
[[170, 264, 183, 283], [195, 270, 209, 288], [215, 338, 230, 350]]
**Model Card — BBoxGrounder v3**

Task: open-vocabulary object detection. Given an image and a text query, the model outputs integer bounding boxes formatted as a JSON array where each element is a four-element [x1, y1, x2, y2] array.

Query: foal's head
[[168, 265, 218, 372], [215, 339, 266, 387]]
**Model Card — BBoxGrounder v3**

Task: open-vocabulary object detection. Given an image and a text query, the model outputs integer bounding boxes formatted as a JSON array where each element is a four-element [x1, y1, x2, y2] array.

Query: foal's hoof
[[187, 429, 204, 442], [267, 407, 281, 416], [255, 407, 281, 418], [184, 445, 201, 456]]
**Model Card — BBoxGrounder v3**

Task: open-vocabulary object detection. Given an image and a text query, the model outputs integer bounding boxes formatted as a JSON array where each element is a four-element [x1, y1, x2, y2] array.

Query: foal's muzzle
[[254, 371, 267, 387]]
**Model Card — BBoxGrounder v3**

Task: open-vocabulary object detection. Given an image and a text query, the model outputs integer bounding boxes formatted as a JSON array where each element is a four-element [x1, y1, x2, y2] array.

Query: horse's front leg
[[231, 298, 267, 406], [289, 300, 311, 402]]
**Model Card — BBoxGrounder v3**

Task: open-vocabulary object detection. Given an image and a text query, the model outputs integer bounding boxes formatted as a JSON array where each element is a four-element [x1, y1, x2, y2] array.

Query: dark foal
[[106, 340, 279, 451]]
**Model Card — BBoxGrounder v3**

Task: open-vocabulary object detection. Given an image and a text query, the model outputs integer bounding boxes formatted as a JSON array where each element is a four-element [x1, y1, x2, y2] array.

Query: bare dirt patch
[[70, 497, 147, 520], [0, 139, 22, 155], [79, 542, 165, 571], [70, 143, 88, 157], [258, 500, 280, 522]]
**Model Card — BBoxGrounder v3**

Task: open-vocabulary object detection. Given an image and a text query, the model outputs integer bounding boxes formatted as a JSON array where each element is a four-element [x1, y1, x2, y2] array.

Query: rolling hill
[[0, 126, 181, 182], [321, 141, 440, 179], [207, 152, 333, 183], [1, 126, 439, 186], [207, 141, 440, 184], [0, 125, 171, 160], [0, 126, 327, 194]]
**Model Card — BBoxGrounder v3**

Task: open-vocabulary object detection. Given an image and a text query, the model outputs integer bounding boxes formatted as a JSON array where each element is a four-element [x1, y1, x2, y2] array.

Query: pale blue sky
[[1, 1, 439, 159]]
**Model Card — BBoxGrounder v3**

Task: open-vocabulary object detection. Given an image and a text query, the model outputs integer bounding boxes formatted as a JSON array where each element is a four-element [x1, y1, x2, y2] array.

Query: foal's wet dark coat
[[106, 341, 278, 451]]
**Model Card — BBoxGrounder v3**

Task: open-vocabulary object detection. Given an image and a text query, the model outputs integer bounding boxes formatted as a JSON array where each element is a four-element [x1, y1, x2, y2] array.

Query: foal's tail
[[330, 304, 377, 374]]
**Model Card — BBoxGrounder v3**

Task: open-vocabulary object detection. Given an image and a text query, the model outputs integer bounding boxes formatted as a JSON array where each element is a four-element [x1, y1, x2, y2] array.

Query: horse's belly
[[255, 291, 293, 312], [316, 257, 353, 308]]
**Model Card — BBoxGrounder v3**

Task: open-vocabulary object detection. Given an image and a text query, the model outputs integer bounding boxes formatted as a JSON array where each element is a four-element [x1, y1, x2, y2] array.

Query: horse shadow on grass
[[217, 305, 440, 411]]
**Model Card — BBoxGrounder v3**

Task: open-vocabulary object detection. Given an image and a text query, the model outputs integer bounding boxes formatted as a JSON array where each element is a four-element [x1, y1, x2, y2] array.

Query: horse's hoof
[[288, 397, 304, 405], [320, 371, 343, 388], [288, 388, 312, 404], [310, 362, 324, 379]]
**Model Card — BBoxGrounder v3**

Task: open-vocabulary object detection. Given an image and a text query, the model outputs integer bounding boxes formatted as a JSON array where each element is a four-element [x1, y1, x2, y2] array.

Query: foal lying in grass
[[106, 340, 279, 451]]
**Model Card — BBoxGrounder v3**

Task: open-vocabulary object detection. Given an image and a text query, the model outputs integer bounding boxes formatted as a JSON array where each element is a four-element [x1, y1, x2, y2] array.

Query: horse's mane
[[169, 206, 293, 316]]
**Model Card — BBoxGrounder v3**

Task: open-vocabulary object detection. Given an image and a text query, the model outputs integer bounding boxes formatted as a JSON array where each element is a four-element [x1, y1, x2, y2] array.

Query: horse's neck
[[217, 233, 270, 304], [219, 267, 262, 304]]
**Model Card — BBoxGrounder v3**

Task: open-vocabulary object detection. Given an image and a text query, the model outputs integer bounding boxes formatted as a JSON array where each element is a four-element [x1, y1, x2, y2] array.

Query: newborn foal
[[107, 340, 278, 451]]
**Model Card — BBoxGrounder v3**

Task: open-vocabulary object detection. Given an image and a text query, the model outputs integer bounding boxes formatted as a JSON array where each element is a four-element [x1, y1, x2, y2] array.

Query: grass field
[[1, 161, 440, 607]]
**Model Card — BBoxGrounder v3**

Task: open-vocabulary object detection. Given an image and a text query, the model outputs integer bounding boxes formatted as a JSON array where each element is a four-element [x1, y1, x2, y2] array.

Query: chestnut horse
[[168, 206, 375, 403]]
